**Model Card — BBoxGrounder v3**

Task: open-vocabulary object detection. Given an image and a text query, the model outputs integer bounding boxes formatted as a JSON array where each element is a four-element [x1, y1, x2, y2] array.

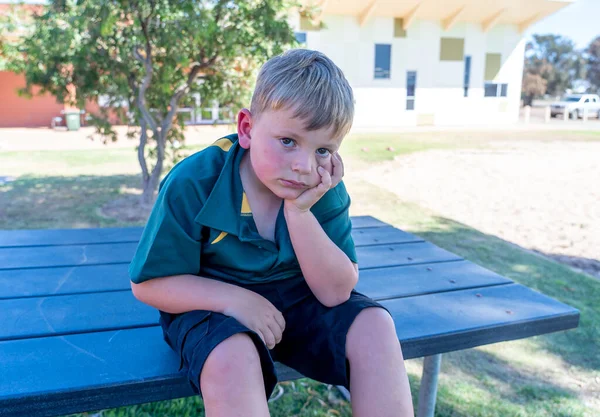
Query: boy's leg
[[200, 333, 271, 417], [271, 281, 414, 417], [160, 310, 276, 417], [346, 307, 414, 417]]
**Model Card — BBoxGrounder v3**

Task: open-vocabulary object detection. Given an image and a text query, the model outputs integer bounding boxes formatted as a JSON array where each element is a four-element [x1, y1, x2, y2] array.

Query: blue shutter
[[464, 56, 471, 97], [374, 44, 391, 79], [406, 71, 417, 110]]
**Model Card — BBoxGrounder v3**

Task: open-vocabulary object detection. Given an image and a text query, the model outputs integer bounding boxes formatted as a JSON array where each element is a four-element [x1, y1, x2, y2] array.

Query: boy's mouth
[[279, 179, 308, 189]]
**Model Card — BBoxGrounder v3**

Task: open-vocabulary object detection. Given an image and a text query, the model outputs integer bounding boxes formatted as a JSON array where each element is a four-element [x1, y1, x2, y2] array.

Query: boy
[[129, 49, 414, 417]]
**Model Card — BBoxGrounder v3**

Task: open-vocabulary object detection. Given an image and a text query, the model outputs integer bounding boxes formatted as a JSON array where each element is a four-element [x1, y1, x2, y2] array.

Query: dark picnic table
[[0, 216, 579, 417]]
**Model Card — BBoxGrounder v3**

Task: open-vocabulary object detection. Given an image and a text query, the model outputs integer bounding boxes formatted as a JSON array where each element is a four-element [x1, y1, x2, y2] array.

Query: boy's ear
[[237, 108, 253, 149]]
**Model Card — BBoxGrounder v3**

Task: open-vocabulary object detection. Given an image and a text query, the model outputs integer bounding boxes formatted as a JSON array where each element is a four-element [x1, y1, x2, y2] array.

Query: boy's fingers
[[274, 312, 286, 332], [267, 321, 283, 344], [317, 182, 329, 197], [318, 166, 332, 189], [332, 153, 344, 183], [261, 327, 276, 349], [336, 153, 345, 177], [256, 329, 267, 346]]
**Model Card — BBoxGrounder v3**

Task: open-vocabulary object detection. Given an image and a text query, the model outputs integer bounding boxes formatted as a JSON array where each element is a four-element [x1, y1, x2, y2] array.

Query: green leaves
[[524, 35, 584, 97], [12, 0, 298, 201], [586, 36, 600, 94]]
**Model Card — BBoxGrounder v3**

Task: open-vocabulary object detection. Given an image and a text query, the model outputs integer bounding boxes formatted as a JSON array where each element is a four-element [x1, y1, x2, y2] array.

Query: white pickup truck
[[550, 94, 600, 119]]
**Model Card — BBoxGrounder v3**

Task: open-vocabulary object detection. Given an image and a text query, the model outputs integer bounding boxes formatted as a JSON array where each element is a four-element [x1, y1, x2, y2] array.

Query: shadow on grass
[[405, 217, 599, 374], [0, 174, 146, 230], [535, 251, 600, 281], [430, 348, 588, 417]]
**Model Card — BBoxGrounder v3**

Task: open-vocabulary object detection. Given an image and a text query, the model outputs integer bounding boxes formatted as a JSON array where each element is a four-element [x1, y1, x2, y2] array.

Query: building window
[[375, 44, 391, 79], [295, 32, 307, 44], [406, 71, 416, 110], [464, 56, 471, 97], [440, 38, 464, 61], [484, 83, 508, 97], [394, 18, 407, 38], [485, 53, 501, 81]]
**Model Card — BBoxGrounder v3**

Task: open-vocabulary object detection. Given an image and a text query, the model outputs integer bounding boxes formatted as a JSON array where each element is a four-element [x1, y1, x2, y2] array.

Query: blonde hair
[[250, 49, 354, 138]]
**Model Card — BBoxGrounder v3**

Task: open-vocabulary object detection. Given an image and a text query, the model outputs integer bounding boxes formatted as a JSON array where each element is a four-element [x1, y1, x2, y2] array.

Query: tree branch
[[138, 118, 150, 181], [133, 46, 158, 134]]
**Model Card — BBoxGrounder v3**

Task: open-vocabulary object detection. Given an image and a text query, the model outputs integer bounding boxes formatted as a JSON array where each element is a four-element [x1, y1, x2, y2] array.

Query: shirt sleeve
[[311, 180, 358, 264], [128, 171, 204, 284]]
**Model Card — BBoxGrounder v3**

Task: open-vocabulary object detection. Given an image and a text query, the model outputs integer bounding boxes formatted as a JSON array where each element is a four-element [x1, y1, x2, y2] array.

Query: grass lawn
[[1, 130, 598, 417]]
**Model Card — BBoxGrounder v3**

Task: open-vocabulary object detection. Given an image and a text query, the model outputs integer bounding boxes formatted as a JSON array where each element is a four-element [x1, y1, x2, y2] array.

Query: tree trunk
[[524, 94, 534, 107], [140, 128, 166, 207], [141, 174, 160, 207]]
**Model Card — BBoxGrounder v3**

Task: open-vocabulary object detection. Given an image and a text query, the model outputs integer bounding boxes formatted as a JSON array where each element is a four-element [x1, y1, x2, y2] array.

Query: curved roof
[[302, 0, 576, 32]]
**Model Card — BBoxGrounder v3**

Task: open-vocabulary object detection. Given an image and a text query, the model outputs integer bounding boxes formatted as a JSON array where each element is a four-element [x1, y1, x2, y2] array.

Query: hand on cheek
[[284, 153, 345, 214], [319, 157, 334, 177]]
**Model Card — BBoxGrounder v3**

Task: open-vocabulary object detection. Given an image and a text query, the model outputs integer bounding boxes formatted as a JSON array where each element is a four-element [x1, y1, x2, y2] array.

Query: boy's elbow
[[130, 280, 148, 302], [320, 288, 353, 308], [320, 271, 358, 308]]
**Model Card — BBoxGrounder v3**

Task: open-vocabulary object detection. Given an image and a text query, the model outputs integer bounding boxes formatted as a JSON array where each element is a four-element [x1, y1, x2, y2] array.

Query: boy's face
[[238, 107, 343, 200]]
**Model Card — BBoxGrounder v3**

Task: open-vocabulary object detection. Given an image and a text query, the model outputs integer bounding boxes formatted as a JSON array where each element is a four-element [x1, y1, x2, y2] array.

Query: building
[[0, 0, 575, 128], [0, 3, 67, 128], [292, 0, 575, 127]]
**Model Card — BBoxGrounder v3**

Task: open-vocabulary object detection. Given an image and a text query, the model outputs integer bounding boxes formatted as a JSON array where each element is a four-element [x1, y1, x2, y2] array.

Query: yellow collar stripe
[[211, 231, 228, 244], [241, 192, 252, 214], [211, 138, 234, 152]]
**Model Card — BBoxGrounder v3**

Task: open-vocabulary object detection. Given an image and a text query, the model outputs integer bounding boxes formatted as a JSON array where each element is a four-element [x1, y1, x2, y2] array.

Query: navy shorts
[[158, 277, 390, 399]]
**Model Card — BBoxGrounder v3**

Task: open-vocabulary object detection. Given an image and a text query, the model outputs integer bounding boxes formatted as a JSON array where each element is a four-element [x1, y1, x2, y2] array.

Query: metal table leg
[[417, 354, 442, 417]]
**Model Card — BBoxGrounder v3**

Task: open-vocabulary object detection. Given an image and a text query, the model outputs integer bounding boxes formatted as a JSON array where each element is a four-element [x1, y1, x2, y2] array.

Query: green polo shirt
[[129, 134, 357, 285]]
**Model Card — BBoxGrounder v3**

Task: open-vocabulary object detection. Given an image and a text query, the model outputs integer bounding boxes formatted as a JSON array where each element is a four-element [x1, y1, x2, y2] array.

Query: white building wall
[[293, 14, 526, 128]]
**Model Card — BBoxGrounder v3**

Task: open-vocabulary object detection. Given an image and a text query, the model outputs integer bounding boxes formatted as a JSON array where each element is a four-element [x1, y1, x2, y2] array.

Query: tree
[[586, 36, 600, 93], [523, 34, 584, 99], [0, 4, 36, 71], [12, 0, 298, 205], [522, 73, 547, 106]]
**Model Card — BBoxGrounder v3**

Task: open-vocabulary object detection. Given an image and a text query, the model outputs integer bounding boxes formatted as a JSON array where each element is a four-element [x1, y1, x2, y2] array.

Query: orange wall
[[0, 71, 65, 128]]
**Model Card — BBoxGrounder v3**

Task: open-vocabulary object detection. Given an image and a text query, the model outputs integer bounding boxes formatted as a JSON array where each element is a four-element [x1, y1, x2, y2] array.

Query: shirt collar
[[194, 134, 247, 235]]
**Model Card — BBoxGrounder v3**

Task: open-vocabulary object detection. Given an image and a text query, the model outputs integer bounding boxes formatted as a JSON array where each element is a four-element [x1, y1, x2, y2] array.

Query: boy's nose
[[291, 153, 312, 175]]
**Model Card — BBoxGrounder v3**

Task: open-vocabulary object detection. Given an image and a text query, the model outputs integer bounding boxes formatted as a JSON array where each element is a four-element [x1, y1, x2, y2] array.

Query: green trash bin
[[65, 112, 81, 131]]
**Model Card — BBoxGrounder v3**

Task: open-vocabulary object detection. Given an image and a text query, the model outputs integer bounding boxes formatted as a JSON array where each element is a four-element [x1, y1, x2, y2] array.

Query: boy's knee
[[350, 307, 395, 336], [201, 333, 262, 388], [347, 308, 398, 359]]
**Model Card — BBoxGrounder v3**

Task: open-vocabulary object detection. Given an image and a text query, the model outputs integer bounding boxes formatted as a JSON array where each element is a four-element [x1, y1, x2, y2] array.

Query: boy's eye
[[280, 138, 295, 147], [316, 148, 330, 157]]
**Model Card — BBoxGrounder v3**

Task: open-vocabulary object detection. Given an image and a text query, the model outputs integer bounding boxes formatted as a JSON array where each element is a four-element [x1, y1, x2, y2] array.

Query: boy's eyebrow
[[279, 129, 305, 140]]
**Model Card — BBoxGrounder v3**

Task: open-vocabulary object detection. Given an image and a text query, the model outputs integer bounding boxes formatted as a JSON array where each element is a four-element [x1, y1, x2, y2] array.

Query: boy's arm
[[284, 206, 358, 307], [284, 153, 358, 308], [131, 274, 247, 315], [131, 275, 286, 349]]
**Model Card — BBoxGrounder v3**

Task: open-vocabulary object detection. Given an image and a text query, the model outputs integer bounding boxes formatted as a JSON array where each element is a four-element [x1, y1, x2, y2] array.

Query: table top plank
[[0, 216, 389, 248], [0, 264, 129, 299], [0, 240, 458, 271], [0, 226, 423, 270], [0, 242, 136, 270], [0, 259, 510, 301]]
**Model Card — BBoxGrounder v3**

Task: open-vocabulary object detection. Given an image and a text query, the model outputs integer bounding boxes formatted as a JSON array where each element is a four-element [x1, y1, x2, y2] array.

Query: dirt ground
[[360, 139, 600, 279], [0, 125, 232, 151]]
